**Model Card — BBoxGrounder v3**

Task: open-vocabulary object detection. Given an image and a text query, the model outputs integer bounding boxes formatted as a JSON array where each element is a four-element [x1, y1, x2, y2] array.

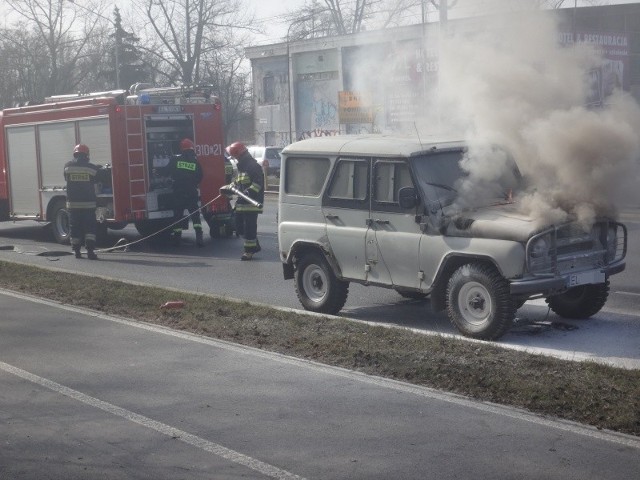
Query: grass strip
[[1, 259, 638, 436]]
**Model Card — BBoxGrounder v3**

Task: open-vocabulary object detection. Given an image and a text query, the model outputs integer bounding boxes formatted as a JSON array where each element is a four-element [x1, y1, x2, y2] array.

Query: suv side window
[[373, 160, 413, 211], [284, 157, 330, 196], [324, 158, 369, 208]]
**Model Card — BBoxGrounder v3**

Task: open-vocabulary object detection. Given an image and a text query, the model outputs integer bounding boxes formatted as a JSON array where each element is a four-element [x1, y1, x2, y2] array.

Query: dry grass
[[1, 260, 638, 436]]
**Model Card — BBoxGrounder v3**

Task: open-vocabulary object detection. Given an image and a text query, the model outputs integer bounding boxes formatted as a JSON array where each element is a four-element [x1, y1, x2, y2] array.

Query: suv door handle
[[325, 214, 339, 220], [374, 219, 390, 225]]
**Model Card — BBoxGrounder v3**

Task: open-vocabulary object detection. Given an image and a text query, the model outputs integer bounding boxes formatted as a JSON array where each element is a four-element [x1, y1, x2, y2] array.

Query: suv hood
[[443, 203, 544, 242]]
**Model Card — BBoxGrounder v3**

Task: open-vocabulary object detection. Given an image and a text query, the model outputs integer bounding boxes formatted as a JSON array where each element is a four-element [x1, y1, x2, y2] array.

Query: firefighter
[[63, 144, 101, 260], [169, 138, 204, 247], [224, 142, 264, 261]]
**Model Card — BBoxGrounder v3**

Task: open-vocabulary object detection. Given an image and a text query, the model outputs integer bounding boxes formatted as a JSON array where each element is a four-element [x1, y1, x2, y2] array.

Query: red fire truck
[[0, 84, 233, 244]]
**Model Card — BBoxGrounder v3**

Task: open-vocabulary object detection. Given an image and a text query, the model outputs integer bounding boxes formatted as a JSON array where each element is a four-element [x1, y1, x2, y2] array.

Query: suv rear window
[[284, 157, 330, 196]]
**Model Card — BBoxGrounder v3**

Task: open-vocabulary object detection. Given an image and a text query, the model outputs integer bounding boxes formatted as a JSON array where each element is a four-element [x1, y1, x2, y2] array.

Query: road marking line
[[615, 291, 640, 297], [3, 289, 640, 450], [0, 361, 305, 480]]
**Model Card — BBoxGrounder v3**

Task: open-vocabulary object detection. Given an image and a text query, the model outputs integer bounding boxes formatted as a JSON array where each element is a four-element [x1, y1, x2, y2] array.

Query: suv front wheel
[[295, 251, 349, 314], [545, 280, 609, 319], [446, 263, 515, 340]]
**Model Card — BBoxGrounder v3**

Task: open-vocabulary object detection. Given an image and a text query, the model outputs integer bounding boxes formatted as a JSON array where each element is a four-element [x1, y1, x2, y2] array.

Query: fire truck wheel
[[50, 199, 70, 245]]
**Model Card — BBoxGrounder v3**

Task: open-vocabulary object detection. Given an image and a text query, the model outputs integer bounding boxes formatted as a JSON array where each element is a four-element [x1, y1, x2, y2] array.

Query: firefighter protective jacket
[[234, 151, 264, 213], [63, 158, 101, 209], [170, 150, 203, 195]]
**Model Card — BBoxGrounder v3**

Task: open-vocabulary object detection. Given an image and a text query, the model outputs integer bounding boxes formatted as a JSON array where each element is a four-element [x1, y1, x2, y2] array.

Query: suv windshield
[[410, 151, 465, 208], [410, 149, 521, 211]]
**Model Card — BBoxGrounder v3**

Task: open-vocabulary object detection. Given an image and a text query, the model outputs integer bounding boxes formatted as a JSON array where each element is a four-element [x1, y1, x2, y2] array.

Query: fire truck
[[0, 84, 233, 244]]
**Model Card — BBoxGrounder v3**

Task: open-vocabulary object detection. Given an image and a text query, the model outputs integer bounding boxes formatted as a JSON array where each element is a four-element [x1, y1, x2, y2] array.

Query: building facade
[[246, 3, 640, 147]]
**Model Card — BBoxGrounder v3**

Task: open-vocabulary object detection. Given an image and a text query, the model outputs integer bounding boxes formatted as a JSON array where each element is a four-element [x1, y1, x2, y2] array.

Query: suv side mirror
[[398, 187, 418, 209]]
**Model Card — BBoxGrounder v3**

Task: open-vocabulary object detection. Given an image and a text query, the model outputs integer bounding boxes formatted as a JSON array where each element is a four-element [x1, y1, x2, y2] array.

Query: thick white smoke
[[431, 6, 640, 228]]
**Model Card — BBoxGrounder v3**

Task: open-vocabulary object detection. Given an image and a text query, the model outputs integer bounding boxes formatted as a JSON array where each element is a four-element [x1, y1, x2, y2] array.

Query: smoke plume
[[430, 5, 640, 228]]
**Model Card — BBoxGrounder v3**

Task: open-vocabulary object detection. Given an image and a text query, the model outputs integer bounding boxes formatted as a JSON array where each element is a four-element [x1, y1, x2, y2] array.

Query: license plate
[[567, 270, 605, 287]]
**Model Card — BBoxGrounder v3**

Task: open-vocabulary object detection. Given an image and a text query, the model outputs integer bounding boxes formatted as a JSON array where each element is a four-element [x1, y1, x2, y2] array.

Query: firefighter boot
[[73, 245, 82, 259], [195, 228, 204, 247], [86, 240, 98, 260]]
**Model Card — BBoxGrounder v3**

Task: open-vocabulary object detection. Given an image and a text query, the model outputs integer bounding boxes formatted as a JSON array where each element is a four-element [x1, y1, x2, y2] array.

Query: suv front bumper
[[509, 261, 625, 296]]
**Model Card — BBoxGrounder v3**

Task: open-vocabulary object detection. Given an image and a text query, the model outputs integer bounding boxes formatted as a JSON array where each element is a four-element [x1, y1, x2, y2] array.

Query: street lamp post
[[68, 0, 120, 89]]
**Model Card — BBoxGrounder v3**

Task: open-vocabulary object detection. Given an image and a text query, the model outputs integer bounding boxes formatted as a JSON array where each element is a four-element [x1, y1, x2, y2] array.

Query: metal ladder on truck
[[124, 105, 148, 221]]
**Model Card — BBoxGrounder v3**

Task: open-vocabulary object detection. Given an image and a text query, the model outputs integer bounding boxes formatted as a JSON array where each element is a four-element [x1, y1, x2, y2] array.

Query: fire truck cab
[[0, 84, 233, 244]]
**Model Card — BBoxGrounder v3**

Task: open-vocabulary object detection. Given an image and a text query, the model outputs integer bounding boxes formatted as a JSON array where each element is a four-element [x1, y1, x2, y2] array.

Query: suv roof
[[282, 135, 466, 158]]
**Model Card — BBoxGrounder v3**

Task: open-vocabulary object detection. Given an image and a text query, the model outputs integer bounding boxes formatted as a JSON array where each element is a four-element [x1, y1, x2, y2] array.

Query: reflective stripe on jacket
[[64, 160, 100, 209]]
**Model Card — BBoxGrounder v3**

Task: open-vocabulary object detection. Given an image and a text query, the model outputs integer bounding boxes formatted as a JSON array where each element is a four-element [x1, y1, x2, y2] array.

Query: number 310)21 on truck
[[0, 84, 234, 244]]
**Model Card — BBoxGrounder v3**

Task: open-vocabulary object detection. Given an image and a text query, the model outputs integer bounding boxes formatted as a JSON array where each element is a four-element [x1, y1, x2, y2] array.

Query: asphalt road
[[0, 196, 638, 369], [1, 290, 639, 479]]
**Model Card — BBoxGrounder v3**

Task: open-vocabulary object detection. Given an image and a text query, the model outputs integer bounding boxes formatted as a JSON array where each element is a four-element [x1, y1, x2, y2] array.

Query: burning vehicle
[[277, 135, 626, 340]]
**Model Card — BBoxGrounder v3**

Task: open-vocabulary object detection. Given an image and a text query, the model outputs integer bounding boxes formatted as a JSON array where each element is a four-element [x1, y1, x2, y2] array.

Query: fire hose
[[96, 193, 225, 253], [96, 184, 261, 253]]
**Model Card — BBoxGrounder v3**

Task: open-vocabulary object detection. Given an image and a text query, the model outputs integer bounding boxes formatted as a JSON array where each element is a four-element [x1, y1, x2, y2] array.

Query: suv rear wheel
[[295, 251, 349, 314], [446, 263, 515, 340]]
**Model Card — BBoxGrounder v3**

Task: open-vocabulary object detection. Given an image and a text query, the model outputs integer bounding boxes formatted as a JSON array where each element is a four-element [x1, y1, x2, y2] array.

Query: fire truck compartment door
[[6, 126, 40, 216], [77, 118, 112, 170], [39, 121, 76, 190]]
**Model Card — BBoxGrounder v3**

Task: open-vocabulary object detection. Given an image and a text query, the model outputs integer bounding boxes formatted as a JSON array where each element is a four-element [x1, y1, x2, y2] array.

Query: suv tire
[[295, 251, 349, 314], [446, 263, 515, 340], [545, 280, 609, 319]]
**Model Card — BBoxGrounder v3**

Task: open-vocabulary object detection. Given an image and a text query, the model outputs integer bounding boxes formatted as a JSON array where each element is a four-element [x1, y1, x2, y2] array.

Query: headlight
[[528, 233, 553, 273], [530, 237, 549, 258]]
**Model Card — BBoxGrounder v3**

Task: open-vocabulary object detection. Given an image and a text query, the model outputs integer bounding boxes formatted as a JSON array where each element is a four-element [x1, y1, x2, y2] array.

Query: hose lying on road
[[96, 194, 225, 254]]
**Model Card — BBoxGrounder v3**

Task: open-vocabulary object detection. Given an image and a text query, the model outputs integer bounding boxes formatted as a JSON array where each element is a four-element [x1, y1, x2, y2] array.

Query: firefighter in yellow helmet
[[63, 144, 101, 259], [225, 141, 264, 260], [169, 138, 204, 247]]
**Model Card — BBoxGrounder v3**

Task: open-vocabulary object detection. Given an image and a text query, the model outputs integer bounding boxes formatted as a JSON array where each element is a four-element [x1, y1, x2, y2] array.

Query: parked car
[[247, 145, 283, 177], [277, 135, 627, 341]]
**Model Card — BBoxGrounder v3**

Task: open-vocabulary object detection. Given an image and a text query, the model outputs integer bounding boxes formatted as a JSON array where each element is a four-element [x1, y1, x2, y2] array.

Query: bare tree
[[5, 0, 102, 97], [429, 0, 458, 23], [0, 29, 50, 105], [201, 39, 252, 143], [132, 0, 252, 85], [322, 0, 370, 35]]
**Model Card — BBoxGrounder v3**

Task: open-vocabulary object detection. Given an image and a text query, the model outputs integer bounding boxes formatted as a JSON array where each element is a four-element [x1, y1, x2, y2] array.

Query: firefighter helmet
[[73, 144, 90, 157], [226, 142, 247, 158], [180, 138, 195, 151]]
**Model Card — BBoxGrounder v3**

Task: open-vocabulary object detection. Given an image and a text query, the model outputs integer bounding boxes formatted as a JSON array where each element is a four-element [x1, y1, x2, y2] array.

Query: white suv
[[277, 135, 627, 340]]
